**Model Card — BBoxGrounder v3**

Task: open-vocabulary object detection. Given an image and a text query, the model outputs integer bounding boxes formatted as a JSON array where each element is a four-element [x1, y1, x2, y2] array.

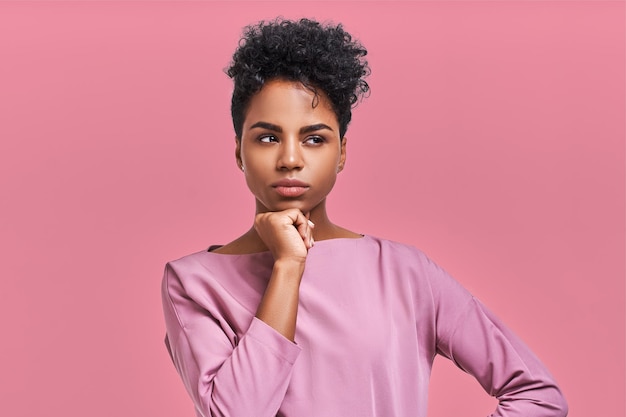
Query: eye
[[258, 135, 278, 143], [304, 135, 325, 145]]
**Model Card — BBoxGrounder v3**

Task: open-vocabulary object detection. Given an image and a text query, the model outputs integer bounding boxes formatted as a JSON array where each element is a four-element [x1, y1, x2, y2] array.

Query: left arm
[[423, 255, 568, 416], [442, 297, 568, 417]]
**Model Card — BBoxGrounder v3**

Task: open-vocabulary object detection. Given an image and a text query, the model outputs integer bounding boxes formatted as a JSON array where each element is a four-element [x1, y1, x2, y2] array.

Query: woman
[[162, 18, 568, 417]]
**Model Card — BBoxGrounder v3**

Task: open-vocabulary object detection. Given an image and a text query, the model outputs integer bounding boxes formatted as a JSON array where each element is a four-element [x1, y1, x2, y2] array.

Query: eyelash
[[258, 135, 278, 143], [305, 136, 325, 145], [257, 135, 326, 145]]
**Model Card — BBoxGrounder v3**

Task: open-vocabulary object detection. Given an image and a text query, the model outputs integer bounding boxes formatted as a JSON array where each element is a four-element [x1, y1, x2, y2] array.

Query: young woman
[[162, 18, 568, 417]]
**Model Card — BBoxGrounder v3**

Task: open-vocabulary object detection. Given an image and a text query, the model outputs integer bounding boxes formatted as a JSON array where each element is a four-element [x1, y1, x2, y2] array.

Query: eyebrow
[[249, 121, 334, 134], [300, 123, 334, 134]]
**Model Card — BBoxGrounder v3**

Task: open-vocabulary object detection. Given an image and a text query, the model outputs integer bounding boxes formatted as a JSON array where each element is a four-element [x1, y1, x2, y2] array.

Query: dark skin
[[213, 79, 361, 341]]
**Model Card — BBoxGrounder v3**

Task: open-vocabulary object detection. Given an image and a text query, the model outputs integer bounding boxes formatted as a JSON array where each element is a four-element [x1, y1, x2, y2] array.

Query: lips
[[272, 178, 310, 197]]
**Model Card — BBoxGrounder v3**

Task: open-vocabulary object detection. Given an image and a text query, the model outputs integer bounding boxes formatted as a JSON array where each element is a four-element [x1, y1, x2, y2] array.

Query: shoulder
[[308, 235, 429, 270], [350, 235, 439, 289], [162, 247, 274, 304], [161, 247, 244, 297], [161, 249, 210, 299], [166, 248, 212, 270], [163, 249, 212, 284], [361, 234, 432, 266], [362, 235, 470, 296]]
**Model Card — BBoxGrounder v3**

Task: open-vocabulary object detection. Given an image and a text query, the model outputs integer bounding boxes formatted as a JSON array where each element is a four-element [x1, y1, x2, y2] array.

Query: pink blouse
[[162, 235, 567, 416]]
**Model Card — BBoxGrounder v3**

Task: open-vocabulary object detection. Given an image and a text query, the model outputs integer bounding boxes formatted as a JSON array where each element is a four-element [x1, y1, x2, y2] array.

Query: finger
[[295, 219, 313, 249], [284, 208, 306, 227], [305, 214, 315, 246], [292, 212, 314, 249], [304, 213, 315, 246], [299, 211, 313, 230]]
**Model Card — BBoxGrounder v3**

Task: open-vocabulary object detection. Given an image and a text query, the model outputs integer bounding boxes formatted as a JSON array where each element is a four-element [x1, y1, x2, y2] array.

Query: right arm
[[254, 208, 314, 342], [162, 209, 313, 417]]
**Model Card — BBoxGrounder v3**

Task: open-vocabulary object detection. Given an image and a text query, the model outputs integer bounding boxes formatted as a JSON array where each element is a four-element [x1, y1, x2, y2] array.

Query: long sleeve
[[425, 257, 568, 417], [161, 236, 567, 417], [161, 262, 301, 417]]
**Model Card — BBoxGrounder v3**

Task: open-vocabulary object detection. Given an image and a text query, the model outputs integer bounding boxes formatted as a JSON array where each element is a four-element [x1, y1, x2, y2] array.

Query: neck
[[307, 200, 334, 238]]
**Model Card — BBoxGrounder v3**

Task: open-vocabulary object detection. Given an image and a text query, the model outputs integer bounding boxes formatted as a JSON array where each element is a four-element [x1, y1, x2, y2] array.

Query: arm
[[445, 298, 568, 417], [253, 209, 313, 342], [162, 265, 301, 417], [255, 259, 305, 342], [162, 209, 313, 417], [424, 257, 568, 416]]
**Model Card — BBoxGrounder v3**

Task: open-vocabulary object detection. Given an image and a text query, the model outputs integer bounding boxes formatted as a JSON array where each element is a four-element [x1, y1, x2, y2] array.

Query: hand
[[254, 209, 315, 263]]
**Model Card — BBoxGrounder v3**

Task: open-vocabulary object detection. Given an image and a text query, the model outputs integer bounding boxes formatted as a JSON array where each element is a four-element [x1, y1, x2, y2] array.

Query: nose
[[277, 137, 304, 171]]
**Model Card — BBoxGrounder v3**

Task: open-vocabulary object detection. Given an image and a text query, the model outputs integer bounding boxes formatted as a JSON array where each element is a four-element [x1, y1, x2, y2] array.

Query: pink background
[[1, 1, 623, 416]]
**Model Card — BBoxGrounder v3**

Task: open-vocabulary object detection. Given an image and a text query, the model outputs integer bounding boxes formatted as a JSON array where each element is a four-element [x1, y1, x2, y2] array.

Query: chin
[[260, 198, 320, 214], [256, 193, 328, 214], [273, 200, 311, 212]]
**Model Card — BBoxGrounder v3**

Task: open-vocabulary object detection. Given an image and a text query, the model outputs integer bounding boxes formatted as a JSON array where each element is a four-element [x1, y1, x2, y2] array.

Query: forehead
[[243, 79, 338, 128]]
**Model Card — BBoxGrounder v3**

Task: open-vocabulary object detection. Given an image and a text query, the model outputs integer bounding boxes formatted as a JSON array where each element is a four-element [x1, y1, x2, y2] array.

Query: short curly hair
[[226, 18, 370, 139]]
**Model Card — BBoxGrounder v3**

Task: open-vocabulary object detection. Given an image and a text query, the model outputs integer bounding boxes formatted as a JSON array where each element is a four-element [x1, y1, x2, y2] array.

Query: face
[[236, 79, 346, 215]]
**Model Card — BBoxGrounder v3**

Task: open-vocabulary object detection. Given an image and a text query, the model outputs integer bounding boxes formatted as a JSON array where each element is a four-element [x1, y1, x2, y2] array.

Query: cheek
[[316, 158, 340, 187], [244, 166, 264, 187], [323, 152, 341, 175], [242, 150, 271, 174]]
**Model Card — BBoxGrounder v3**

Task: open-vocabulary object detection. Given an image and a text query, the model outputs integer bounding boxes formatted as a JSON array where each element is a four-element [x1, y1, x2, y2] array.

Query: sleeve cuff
[[245, 317, 302, 365]]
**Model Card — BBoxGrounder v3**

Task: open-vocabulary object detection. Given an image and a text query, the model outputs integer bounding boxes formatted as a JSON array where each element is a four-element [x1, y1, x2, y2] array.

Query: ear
[[235, 137, 243, 171], [337, 137, 347, 173]]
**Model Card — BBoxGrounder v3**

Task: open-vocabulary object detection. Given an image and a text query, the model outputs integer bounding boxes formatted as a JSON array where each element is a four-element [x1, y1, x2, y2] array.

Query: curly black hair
[[226, 18, 370, 139]]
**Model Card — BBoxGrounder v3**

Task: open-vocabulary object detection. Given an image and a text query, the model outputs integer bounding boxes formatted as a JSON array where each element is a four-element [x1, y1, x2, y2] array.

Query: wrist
[[273, 258, 306, 278]]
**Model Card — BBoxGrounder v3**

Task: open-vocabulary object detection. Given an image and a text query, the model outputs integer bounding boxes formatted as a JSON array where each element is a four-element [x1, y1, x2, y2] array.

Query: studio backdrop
[[0, 1, 623, 416]]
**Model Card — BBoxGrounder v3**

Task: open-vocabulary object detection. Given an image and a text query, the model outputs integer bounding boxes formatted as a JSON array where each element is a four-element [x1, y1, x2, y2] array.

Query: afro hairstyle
[[226, 18, 370, 139]]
